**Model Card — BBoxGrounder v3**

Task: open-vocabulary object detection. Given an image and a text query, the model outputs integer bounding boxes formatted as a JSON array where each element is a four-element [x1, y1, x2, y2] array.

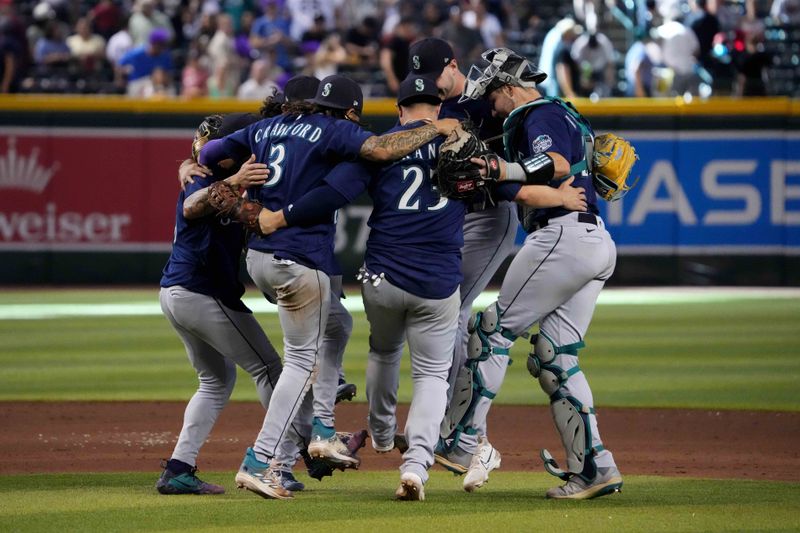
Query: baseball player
[[459, 47, 623, 499], [157, 112, 284, 495], [254, 75, 587, 500], [200, 74, 459, 499], [407, 38, 518, 490]]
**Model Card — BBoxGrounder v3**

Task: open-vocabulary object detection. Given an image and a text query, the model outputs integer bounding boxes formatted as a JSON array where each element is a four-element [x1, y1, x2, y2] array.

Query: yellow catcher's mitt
[[592, 133, 638, 202]]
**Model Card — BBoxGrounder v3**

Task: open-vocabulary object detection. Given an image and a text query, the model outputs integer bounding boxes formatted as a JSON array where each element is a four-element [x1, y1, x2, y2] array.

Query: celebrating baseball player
[[199, 74, 459, 499], [405, 37, 519, 491], [457, 47, 637, 499], [254, 74, 587, 500], [156, 112, 287, 495]]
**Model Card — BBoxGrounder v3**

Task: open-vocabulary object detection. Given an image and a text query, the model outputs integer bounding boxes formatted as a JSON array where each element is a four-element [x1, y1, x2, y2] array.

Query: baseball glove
[[207, 180, 263, 234], [192, 114, 223, 163], [436, 121, 501, 200], [591, 133, 639, 202], [302, 430, 368, 481]]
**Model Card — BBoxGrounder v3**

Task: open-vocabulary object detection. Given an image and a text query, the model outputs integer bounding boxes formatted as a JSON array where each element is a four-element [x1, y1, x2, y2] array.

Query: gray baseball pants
[[363, 277, 459, 483], [475, 212, 618, 468], [159, 286, 283, 467], [246, 249, 330, 462]]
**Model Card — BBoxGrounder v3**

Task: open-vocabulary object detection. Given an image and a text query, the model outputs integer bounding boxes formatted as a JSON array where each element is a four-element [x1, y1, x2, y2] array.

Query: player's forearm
[[514, 184, 567, 208], [183, 187, 215, 219], [283, 184, 349, 227], [359, 123, 439, 161]]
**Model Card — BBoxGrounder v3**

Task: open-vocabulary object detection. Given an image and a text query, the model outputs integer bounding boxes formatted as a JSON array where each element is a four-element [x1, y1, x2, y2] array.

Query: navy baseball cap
[[397, 75, 441, 107], [284, 75, 320, 102], [310, 75, 363, 115], [408, 38, 454, 76]]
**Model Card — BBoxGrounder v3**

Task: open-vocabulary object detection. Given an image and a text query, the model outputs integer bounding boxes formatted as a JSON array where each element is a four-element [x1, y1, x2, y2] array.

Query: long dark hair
[[281, 101, 368, 127], [259, 90, 283, 118]]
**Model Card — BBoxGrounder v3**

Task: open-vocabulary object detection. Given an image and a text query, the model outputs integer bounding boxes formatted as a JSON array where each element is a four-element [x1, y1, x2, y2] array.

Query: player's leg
[[308, 287, 359, 467], [330, 275, 358, 404], [396, 289, 460, 500], [361, 278, 407, 453], [238, 250, 331, 499], [156, 287, 230, 495], [532, 223, 621, 499], [438, 203, 517, 472]]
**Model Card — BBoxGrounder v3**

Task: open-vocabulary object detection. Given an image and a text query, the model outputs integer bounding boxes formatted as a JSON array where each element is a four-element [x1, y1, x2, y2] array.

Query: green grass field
[[0, 288, 799, 532], [0, 289, 798, 410], [2, 472, 798, 533]]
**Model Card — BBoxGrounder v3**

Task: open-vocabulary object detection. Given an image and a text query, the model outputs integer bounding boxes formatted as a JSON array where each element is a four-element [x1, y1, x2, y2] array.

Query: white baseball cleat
[[545, 466, 623, 500], [308, 433, 361, 467], [395, 472, 425, 501], [235, 467, 293, 500], [463, 436, 501, 492]]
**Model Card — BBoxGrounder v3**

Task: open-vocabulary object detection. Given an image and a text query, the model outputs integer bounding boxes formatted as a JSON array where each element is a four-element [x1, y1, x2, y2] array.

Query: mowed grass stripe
[[0, 472, 798, 533], [0, 297, 798, 409]]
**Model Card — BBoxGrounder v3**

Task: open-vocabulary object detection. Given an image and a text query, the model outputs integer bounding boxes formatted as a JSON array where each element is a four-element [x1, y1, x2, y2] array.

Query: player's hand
[[226, 155, 269, 189], [470, 155, 507, 181], [558, 177, 587, 211], [433, 118, 460, 136], [179, 158, 211, 191], [257, 208, 287, 236]]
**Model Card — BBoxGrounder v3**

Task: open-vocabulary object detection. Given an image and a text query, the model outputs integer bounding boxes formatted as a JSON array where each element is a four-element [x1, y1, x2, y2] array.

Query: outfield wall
[[0, 96, 798, 285]]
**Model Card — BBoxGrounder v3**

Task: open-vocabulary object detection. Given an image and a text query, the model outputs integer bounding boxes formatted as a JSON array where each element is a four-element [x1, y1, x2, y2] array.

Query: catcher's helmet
[[460, 48, 547, 102]]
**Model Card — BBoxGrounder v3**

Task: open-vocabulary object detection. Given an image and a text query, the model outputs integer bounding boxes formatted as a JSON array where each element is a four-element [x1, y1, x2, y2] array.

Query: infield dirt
[[1, 402, 797, 481]]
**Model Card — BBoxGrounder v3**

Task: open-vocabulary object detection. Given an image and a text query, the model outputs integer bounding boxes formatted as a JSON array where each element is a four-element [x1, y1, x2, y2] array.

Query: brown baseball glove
[[207, 181, 263, 235]]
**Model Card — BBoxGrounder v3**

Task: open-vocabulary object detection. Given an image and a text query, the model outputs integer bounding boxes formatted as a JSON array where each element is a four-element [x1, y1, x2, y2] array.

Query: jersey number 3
[[398, 165, 448, 212], [264, 143, 285, 187]]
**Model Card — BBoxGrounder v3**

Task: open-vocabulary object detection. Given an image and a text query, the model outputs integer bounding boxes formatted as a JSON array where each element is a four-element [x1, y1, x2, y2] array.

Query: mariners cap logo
[[415, 78, 425, 92], [412, 55, 421, 70], [322, 82, 332, 97]]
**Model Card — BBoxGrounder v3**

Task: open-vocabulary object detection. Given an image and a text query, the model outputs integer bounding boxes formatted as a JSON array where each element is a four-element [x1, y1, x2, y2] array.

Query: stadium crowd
[[0, 0, 797, 98]]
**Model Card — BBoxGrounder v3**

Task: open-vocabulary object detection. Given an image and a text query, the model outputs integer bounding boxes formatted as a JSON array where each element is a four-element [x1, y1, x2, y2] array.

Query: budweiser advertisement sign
[[0, 128, 190, 251]]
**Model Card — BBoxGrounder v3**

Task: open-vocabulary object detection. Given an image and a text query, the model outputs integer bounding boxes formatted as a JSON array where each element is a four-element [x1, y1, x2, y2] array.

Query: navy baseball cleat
[[277, 469, 306, 491], [335, 378, 357, 404], [155, 460, 225, 495]]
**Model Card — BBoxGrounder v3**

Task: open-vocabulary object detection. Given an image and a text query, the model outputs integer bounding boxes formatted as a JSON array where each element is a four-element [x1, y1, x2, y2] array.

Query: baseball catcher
[[435, 120, 501, 200]]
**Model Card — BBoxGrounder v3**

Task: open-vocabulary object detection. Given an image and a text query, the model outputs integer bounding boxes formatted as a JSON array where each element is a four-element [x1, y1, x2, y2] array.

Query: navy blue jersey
[[512, 101, 599, 223], [326, 121, 467, 299], [160, 174, 249, 313], [208, 113, 372, 274]]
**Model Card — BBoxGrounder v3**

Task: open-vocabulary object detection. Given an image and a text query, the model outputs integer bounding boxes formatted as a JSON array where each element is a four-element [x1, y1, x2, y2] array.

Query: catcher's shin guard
[[441, 303, 513, 447], [527, 331, 602, 482]]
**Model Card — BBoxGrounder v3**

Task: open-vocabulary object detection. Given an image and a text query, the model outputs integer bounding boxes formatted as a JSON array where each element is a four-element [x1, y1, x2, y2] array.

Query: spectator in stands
[[237, 57, 279, 99], [27, 2, 61, 59], [67, 17, 106, 73], [129, 0, 174, 46], [344, 16, 380, 67], [420, 2, 447, 36], [0, 19, 23, 93], [90, 0, 123, 40], [462, 0, 505, 48], [653, 16, 702, 95], [118, 28, 174, 97], [34, 20, 71, 67], [554, 20, 583, 99], [735, 27, 771, 95], [380, 16, 418, 94], [539, 17, 581, 97], [312, 32, 348, 79], [625, 33, 661, 96], [181, 48, 210, 98], [250, 0, 293, 71], [286, 0, 343, 42], [142, 65, 176, 98], [301, 14, 330, 47], [572, 30, 616, 97], [106, 14, 133, 69], [207, 13, 245, 98], [770, 0, 800, 24], [686, 0, 721, 68], [222, 0, 258, 34], [439, 4, 484, 68]]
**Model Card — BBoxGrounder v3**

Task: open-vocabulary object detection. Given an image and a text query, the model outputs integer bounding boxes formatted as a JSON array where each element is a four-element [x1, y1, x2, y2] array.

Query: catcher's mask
[[192, 114, 224, 162], [460, 48, 547, 103]]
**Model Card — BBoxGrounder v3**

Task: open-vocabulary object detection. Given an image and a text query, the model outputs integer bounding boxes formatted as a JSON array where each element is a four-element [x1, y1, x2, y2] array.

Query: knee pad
[[440, 355, 498, 446], [466, 303, 512, 361], [526, 331, 585, 396]]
